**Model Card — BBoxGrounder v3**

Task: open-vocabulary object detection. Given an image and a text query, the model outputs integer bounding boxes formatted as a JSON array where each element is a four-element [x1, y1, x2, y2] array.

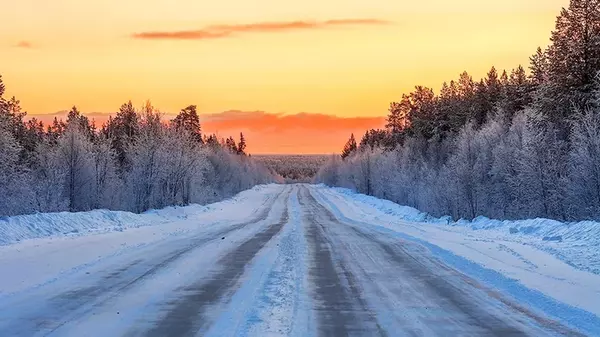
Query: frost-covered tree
[[56, 124, 95, 212], [0, 75, 273, 216], [160, 127, 204, 206], [446, 123, 479, 218], [568, 107, 600, 218], [0, 128, 32, 215], [125, 107, 164, 212], [90, 135, 118, 209], [32, 141, 68, 213], [515, 110, 568, 219]]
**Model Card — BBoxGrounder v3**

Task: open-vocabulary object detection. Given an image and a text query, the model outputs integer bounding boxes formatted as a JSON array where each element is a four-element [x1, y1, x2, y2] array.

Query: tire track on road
[[299, 186, 386, 337], [306, 185, 587, 337], [142, 188, 292, 337], [0, 187, 289, 337]]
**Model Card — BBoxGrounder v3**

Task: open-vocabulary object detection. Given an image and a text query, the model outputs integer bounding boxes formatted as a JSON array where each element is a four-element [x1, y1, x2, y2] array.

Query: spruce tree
[[237, 132, 247, 155], [172, 105, 202, 143], [341, 133, 357, 159]]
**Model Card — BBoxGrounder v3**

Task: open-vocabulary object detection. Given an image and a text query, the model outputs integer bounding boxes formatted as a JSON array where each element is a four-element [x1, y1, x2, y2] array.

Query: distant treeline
[[255, 155, 330, 183], [0, 87, 273, 216], [317, 0, 600, 221]]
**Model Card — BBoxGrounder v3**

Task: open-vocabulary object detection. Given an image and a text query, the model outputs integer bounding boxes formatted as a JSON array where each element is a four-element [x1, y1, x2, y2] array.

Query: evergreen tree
[[66, 106, 93, 141], [341, 133, 357, 159], [529, 47, 549, 86], [47, 117, 66, 144], [225, 136, 237, 153], [537, 0, 600, 123], [547, 0, 600, 92], [386, 100, 408, 133], [110, 100, 140, 167], [406, 86, 436, 138], [171, 105, 202, 143], [56, 124, 94, 212], [360, 129, 390, 151], [237, 132, 247, 155]]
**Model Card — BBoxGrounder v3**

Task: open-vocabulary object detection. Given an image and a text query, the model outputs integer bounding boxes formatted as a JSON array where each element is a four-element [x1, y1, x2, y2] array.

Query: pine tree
[[406, 86, 436, 138], [171, 105, 202, 143], [237, 132, 247, 155], [57, 124, 94, 212], [529, 47, 548, 86], [341, 133, 357, 159], [537, 0, 600, 123], [225, 136, 237, 153], [66, 106, 93, 141], [386, 100, 408, 134], [0, 75, 5, 98], [47, 117, 66, 144], [110, 100, 140, 166], [547, 0, 600, 92]]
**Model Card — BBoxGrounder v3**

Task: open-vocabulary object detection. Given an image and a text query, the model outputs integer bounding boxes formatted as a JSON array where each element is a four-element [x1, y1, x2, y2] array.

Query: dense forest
[[0, 87, 273, 216], [317, 0, 600, 222]]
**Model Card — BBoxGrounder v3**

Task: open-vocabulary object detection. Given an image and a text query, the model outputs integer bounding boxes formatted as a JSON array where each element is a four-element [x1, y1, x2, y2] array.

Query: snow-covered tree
[[56, 124, 95, 212], [568, 107, 600, 218]]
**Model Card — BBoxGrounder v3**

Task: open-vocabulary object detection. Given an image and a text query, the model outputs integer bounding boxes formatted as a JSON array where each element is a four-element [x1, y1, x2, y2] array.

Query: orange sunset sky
[[2, 0, 567, 154]]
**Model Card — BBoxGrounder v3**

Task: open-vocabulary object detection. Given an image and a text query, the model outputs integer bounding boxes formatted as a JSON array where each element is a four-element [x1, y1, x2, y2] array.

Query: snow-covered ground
[[312, 185, 600, 334], [0, 184, 598, 336], [317, 185, 600, 275], [0, 184, 282, 295]]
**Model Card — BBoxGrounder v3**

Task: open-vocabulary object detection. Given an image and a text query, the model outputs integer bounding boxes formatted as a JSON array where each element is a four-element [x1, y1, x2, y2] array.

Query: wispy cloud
[[132, 30, 232, 40], [132, 18, 390, 40], [14, 41, 33, 48]]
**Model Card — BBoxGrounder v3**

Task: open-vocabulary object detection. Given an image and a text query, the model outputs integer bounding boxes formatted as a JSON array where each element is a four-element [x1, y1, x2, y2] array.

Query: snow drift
[[0, 184, 278, 246], [320, 184, 600, 275]]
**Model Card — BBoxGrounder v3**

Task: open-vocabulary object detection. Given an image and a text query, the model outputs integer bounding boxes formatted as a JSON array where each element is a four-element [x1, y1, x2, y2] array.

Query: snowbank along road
[[0, 184, 596, 336]]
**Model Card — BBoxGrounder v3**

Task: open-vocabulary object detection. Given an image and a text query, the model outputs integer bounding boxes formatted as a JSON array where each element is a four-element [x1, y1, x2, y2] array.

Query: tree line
[[0, 82, 273, 216], [317, 0, 600, 221]]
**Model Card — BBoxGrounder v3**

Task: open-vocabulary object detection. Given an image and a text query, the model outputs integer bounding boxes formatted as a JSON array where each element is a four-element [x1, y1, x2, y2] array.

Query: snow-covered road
[[0, 184, 596, 336]]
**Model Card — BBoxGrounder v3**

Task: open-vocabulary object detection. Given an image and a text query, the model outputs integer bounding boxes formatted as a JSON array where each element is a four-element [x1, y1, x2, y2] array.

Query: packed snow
[[312, 185, 600, 333], [0, 184, 281, 295], [317, 184, 600, 275], [0, 184, 598, 336]]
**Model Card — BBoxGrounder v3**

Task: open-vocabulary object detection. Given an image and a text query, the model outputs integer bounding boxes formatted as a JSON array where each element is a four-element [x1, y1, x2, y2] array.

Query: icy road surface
[[0, 184, 596, 336]]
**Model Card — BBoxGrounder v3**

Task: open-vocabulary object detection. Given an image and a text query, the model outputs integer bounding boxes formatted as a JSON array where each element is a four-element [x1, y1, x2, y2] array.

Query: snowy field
[[0, 184, 598, 336]]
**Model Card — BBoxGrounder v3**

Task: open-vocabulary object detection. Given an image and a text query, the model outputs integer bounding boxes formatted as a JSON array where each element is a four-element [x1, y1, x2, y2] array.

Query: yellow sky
[[1, 0, 566, 118]]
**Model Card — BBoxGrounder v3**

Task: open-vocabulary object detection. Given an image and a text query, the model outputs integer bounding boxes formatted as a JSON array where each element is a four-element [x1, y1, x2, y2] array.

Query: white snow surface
[[0, 184, 280, 246], [0, 184, 281, 295], [0, 183, 599, 336], [319, 185, 600, 275], [313, 185, 600, 320]]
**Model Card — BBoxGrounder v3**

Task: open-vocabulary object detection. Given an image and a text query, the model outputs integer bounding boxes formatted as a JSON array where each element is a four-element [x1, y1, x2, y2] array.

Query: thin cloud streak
[[14, 41, 33, 48], [132, 18, 390, 40], [132, 30, 232, 40]]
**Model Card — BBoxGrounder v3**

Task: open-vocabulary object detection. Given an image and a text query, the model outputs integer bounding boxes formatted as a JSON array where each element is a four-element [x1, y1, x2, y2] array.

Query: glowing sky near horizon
[[1, 0, 567, 153]]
